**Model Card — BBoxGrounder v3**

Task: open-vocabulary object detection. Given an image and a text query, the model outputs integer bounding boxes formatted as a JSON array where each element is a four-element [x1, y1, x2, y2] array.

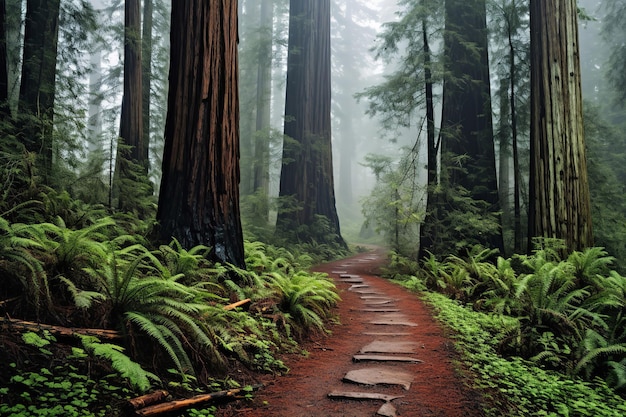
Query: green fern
[[79, 335, 159, 393], [266, 270, 339, 337], [0, 217, 49, 314], [83, 247, 227, 376]]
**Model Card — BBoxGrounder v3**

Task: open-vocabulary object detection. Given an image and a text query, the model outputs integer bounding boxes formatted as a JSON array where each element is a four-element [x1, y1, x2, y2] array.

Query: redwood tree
[[114, 0, 145, 211], [528, 0, 593, 253], [439, 0, 503, 252], [18, 0, 61, 181], [157, 0, 245, 267], [0, 0, 8, 118], [276, 0, 345, 247]]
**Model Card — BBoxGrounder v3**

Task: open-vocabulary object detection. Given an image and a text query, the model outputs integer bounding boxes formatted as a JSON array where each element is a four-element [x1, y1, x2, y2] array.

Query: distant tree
[[440, 0, 503, 252], [141, 0, 153, 169], [157, 0, 245, 268], [418, 4, 440, 259], [251, 0, 273, 222], [528, 0, 593, 253], [114, 0, 147, 211], [491, 0, 530, 254], [0, 0, 8, 118], [602, 0, 626, 105], [18, 0, 61, 182], [276, 0, 345, 247], [331, 0, 377, 208]]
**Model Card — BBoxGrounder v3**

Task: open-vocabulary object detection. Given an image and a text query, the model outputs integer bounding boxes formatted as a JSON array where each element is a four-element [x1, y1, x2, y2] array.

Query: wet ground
[[216, 248, 486, 417]]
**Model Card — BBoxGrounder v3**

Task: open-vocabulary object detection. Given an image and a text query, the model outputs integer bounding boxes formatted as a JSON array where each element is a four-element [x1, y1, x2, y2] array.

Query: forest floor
[[215, 247, 487, 417]]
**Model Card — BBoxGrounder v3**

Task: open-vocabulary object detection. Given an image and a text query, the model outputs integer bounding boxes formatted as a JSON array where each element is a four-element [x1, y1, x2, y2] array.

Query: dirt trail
[[217, 248, 485, 417]]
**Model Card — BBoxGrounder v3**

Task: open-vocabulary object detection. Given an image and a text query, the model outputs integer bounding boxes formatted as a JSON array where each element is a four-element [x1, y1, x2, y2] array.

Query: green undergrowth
[[424, 292, 626, 417], [1, 206, 341, 416], [387, 242, 626, 416]]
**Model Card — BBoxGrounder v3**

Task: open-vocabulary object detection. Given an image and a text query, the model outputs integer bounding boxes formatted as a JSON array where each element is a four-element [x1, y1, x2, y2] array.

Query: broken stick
[[135, 384, 263, 416]]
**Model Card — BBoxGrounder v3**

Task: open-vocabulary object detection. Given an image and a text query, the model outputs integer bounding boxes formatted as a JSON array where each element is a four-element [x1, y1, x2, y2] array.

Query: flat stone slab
[[343, 367, 414, 390], [363, 332, 411, 337], [331, 270, 348, 274], [340, 277, 364, 283], [363, 299, 395, 305], [360, 295, 392, 299], [327, 391, 404, 402], [355, 308, 401, 313], [340, 274, 361, 278], [353, 354, 423, 364], [351, 289, 380, 294], [348, 284, 369, 289], [377, 402, 398, 417], [369, 318, 418, 327], [360, 341, 419, 354]]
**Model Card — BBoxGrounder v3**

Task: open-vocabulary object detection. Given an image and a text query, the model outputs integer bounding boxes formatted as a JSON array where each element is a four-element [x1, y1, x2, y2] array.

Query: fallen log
[[1, 318, 121, 339], [223, 298, 251, 311], [3, 300, 252, 339], [135, 384, 263, 416], [127, 390, 169, 410]]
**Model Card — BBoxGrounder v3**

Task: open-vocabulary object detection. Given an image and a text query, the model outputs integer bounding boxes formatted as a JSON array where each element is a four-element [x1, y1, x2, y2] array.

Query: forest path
[[217, 248, 485, 417]]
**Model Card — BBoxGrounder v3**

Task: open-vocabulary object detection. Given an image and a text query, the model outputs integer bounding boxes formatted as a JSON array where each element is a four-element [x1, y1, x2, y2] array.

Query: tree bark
[[18, 0, 61, 181], [418, 16, 439, 259], [157, 0, 245, 268], [440, 0, 503, 252], [0, 0, 9, 118], [528, 0, 593, 253], [251, 0, 273, 221], [141, 0, 153, 169], [497, 77, 511, 255], [276, 0, 345, 247]]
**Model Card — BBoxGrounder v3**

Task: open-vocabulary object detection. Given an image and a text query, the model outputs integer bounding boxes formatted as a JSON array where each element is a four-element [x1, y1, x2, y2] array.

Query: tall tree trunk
[[276, 0, 345, 247], [142, 0, 153, 169], [528, 0, 593, 253], [157, 0, 245, 268], [0, 0, 9, 118], [118, 0, 143, 164], [440, 0, 503, 252], [509, 26, 523, 253], [114, 0, 145, 210], [19, 0, 61, 182], [5, 0, 19, 115], [418, 16, 439, 258], [251, 0, 273, 222], [238, 0, 259, 196], [497, 77, 511, 255]]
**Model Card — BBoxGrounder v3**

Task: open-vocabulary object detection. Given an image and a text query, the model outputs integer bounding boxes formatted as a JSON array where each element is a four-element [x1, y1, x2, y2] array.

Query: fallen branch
[[135, 384, 263, 416], [223, 298, 251, 311], [1, 318, 121, 339], [127, 390, 169, 410]]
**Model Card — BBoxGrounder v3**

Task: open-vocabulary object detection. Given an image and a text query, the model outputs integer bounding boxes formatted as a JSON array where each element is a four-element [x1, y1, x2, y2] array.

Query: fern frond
[[79, 335, 159, 393]]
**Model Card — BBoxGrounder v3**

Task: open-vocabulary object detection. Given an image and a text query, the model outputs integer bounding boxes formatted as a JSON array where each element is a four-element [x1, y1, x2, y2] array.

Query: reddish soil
[[216, 248, 486, 417]]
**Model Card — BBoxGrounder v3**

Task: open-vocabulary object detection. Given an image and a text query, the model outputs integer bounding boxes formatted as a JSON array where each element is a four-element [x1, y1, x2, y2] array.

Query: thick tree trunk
[[277, 0, 345, 247], [157, 0, 245, 268], [528, 0, 593, 253], [19, 0, 61, 181], [440, 0, 503, 252], [118, 0, 143, 163], [114, 0, 145, 210]]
